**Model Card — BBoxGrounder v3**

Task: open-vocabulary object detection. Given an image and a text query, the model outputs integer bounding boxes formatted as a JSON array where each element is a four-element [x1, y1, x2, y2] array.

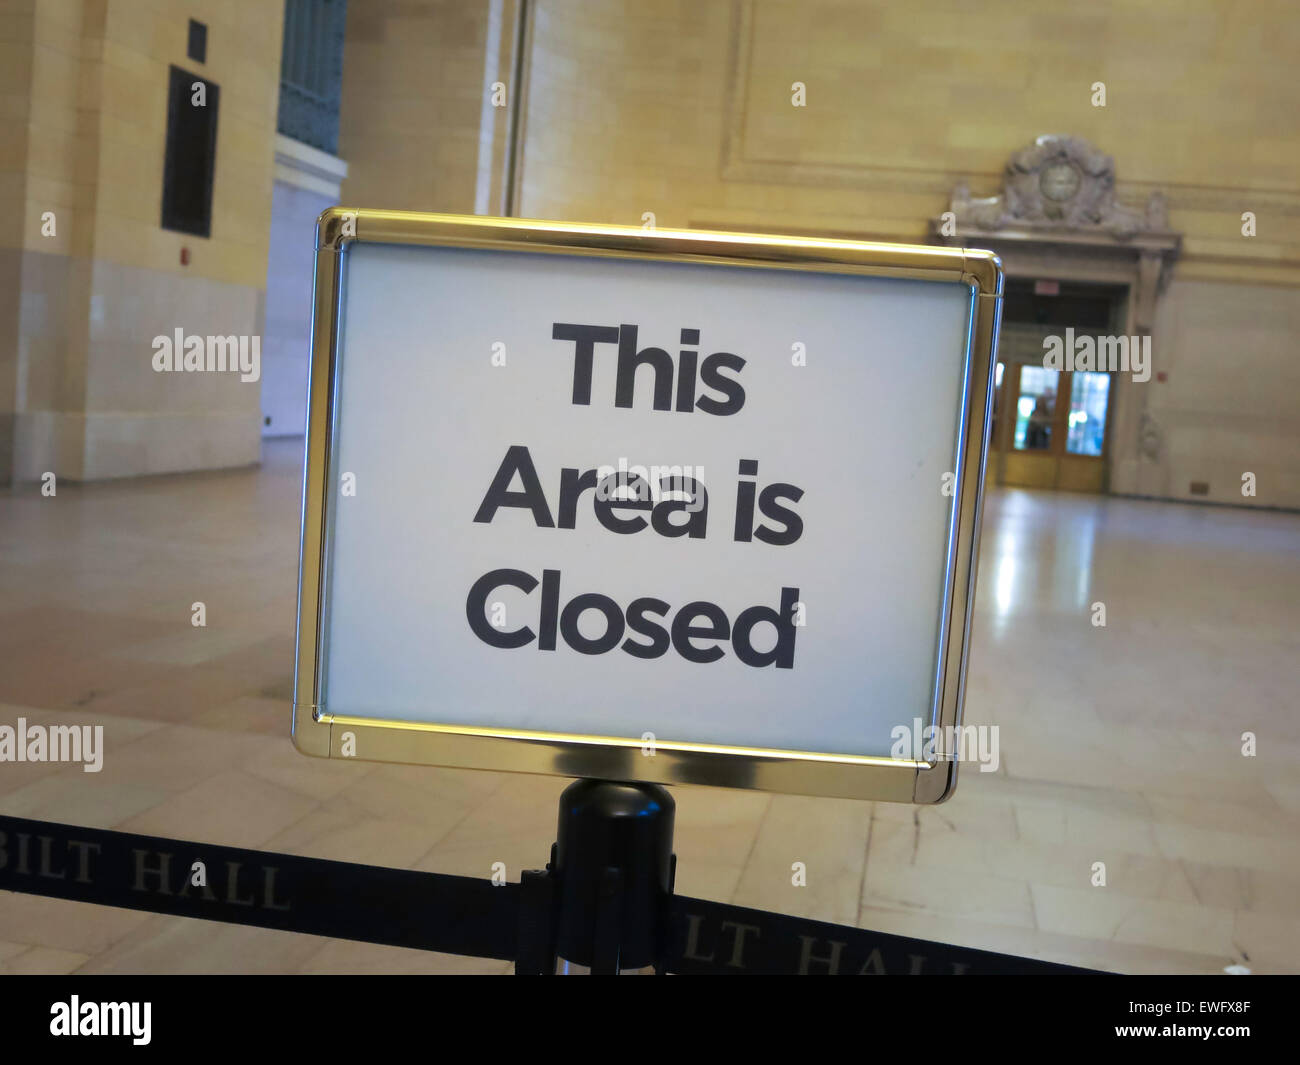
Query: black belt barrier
[[0, 813, 1101, 975]]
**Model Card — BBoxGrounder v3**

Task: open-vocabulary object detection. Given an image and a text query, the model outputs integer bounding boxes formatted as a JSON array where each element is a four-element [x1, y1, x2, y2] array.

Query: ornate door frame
[[931, 136, 1181, 496]]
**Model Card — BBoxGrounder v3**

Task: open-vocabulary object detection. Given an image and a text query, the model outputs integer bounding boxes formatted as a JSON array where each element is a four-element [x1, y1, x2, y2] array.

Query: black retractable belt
[[0, 813, 518, 960], [0, 803, 1103, 975]]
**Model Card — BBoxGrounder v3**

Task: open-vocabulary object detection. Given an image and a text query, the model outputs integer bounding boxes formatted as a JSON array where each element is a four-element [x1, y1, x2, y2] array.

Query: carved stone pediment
[[946, 135, 1168, 238]]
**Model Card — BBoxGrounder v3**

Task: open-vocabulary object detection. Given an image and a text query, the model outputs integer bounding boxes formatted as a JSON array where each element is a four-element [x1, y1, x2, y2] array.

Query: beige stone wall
[[340, 0, 496, 212], [511, 0, 1300, 508], [1141, 279, 1300, 507], [518, 0, 1299, 289], [329, 0, 1299, 507], [519, 0, 732, 231], [3, 0, 283, 481], [42, 0, 1275, 501]]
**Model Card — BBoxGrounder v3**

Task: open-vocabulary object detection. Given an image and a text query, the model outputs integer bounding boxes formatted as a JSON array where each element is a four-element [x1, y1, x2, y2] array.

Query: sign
[[293, 211, 1002, 801]]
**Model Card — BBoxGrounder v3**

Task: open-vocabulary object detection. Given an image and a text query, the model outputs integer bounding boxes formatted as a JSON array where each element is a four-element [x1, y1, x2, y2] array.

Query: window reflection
[[1067, 371, 1110, 456], [1014, 366, 1058, 451]]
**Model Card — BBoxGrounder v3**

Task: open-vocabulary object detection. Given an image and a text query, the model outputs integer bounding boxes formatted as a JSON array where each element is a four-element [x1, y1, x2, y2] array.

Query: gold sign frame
[[292, 209, 1002, 802]]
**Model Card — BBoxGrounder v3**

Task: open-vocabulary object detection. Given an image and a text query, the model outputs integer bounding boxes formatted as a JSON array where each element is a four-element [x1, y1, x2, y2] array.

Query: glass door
[[987, 279, 1124, 494], [990, 363, 1113, 493]]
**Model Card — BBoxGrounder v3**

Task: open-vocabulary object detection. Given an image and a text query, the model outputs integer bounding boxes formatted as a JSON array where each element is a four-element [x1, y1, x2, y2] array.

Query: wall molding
[[718, 0, 1300, 233], [274, 134, 348, 199]]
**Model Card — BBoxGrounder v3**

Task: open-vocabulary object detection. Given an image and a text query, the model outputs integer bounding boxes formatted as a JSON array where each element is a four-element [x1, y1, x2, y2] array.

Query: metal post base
[[516, 778, 676, 975]]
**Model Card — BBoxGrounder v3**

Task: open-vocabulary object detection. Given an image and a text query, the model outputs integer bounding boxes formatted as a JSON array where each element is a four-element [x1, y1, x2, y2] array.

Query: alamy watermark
[[594, 457, 707, 513], [1043, 328, 1150, 383], [890, 718, 999, 773], [151, 329, 260, 383], [0, 717, 103, 772], [50, 997, 150, 1045]]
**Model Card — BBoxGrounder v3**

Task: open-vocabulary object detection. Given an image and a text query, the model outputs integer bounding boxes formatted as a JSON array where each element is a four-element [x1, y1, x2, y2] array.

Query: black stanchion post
[[538, 778, 676, 975]]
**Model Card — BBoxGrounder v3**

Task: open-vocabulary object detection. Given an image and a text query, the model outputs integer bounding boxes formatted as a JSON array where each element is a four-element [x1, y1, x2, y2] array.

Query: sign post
[[548, 779, 675, 975], [294, 210, 1002, 803]]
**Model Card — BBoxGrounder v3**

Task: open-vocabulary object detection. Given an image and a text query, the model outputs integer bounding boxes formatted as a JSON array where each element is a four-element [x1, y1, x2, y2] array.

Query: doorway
[[986, 280, 1126, 493]]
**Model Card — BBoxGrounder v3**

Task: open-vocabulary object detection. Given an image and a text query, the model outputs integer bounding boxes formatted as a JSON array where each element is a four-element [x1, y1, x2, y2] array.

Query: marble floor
[[0, 439, 1297, 974]]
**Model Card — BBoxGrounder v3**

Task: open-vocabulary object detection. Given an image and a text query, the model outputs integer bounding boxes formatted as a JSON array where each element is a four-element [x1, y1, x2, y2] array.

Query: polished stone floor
[[0, 439, 1297, 974]]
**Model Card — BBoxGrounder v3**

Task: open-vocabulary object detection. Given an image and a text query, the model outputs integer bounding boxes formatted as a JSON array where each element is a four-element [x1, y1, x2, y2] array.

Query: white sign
[[294, 213, 1001, 802]]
